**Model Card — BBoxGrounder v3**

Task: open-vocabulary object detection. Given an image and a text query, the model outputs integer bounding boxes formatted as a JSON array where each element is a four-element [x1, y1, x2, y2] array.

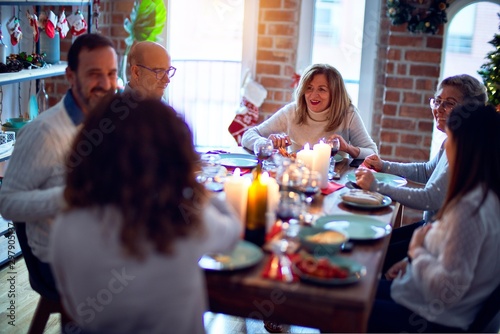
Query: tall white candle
[[224, 168, 251, 231], [266, 177, 280, 233], [313, 141, 331, 189], [296, 143, 314, 170]]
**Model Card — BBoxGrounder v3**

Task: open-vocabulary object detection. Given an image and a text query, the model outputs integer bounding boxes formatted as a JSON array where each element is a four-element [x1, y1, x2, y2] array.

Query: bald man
[[125, 41, 175, 100]]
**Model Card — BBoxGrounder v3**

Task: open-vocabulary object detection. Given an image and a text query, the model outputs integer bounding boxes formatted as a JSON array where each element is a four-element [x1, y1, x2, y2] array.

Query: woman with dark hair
[[49, 96, 241, 333], [241, 63, 377, 159], [368, 104, 500, 332]]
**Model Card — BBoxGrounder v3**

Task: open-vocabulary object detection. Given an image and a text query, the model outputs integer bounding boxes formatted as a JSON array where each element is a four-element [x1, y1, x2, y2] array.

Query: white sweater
[[49, 197, 242, 334], [391, 186, 500, 330], [0, 95, 81, 262], [241, 102, 377, 158]]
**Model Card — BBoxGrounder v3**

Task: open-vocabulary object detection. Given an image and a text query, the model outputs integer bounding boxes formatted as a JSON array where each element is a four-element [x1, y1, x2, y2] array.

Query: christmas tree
[[478, 13, 500, 109]]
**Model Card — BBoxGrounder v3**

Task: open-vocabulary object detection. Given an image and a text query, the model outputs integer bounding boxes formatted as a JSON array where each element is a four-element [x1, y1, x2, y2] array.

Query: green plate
[[219, 153, 258, 168], [346, 171, 407, 187], [199, 240, 264, 271], [341, 195, 392, 209], [333, 154, 343, 163], [292, 255, 366, 285], [315, 214, 392, 241]]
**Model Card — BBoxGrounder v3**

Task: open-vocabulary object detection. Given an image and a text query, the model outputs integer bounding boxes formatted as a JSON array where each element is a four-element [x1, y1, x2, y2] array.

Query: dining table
[[199, 146, 403, 333]]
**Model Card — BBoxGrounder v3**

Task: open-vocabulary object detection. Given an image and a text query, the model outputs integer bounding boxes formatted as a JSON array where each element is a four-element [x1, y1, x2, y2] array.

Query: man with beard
[[124, 41, 174, 100], [0, 34, 117, 275]]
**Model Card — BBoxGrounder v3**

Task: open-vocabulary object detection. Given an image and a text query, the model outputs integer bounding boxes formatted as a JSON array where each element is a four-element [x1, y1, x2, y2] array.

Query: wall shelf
[[0, 1, 90, 5], [0, 62, 67, 86]]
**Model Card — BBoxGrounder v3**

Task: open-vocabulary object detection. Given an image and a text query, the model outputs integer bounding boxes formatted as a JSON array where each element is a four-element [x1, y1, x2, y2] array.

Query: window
[[167, 0, 255, 149], [297, 0, 378, 132], [445, 5, 476, 54]]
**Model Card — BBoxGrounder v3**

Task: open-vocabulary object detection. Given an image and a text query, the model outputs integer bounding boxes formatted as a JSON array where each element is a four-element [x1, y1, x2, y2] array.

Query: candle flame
[[261, 172, 270, 184], [234, 168, 241, 177], [304, 143, 310, 150]]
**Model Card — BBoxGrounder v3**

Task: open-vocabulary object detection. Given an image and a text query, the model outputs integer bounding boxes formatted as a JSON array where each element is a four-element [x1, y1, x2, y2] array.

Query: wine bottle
[[244, 164, 268, 247], [36, 80, 49, 113]]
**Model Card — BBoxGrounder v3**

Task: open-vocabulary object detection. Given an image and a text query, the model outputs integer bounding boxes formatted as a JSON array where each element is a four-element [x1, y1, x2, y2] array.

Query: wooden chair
[[14, 222, 72, 334]]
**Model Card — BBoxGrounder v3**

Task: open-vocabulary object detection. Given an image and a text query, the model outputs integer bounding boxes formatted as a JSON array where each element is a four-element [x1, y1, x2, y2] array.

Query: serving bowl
[[5, 117, 30, 129], [298, 226, 348, 256]]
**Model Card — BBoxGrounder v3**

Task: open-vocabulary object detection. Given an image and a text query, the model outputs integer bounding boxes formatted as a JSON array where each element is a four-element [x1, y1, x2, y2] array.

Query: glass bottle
[[244, 164, 268, 247], [36, 80, 49, 113]]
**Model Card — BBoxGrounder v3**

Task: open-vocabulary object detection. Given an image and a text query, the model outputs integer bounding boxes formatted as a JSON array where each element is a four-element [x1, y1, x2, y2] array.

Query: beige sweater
[[0, 95, 81, 262]]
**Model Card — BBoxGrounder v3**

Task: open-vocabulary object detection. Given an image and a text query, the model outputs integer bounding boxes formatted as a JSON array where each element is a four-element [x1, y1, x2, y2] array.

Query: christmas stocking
[[26, 11, 39, 43], [7, 17, 22, 46], [57, 10, 70, 38], [67, 11, 87, 36], [228, 98, 260, 145], [228, 76, 267, 145], [45, 11, 57, 38]]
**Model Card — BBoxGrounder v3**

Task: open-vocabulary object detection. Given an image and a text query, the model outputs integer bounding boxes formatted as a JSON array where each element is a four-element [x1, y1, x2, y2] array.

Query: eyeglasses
[[429, 98, 457, 112], [135, 64, 176, 80]]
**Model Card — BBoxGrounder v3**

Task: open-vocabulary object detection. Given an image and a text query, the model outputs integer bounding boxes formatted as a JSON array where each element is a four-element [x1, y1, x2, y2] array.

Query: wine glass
[[253, 138, 274, 165], [200, 153, 224, 191], [323, 137, 340, 180], [299, 170, 321, 207], [275, 190, 303, 249]]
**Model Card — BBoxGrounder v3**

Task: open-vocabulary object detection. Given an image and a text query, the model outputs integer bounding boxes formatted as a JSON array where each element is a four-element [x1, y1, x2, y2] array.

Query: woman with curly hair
[[49, 96, 241, 333]]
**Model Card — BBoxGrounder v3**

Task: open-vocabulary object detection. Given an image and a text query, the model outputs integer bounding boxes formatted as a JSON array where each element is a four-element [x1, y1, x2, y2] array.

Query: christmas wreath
[[387, 0, 450, 34]]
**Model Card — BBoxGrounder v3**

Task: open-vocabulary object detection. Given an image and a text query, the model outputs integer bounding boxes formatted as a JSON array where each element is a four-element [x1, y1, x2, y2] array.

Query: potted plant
[[119, 0, 167, 86]]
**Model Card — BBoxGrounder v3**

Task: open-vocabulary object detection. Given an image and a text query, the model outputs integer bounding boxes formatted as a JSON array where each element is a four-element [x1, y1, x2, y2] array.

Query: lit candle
[[313, 140, 331, 189], [266, 177, 280, 233], [224, 168, 251, 233], [296, 143, 314, 169]]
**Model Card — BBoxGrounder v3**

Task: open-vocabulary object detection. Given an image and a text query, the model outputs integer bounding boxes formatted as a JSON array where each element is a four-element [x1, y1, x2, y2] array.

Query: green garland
[[387, 0, 450, 34]]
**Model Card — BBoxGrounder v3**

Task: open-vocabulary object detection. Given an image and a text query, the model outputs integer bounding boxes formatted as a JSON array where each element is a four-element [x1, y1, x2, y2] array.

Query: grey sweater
[[370, 142, 449, 222]]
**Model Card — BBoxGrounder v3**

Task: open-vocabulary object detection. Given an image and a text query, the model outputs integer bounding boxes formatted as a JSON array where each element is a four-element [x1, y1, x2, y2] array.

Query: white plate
[[315, 214, 392, 240], [346, 171, 407, 187], [219, 153, 258, 168], [199, 240, 264, 271]]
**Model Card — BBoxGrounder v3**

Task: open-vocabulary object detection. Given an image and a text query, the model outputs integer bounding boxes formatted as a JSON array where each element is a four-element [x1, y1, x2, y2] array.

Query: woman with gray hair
[[355, 74, 487, 275]]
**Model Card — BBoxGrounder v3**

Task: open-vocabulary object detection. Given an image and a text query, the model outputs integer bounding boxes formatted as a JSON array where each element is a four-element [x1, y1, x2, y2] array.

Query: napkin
[[321, 181, 345, 195], [226, 166, 253, 176], [341, 189, 385, 205], [261, 253, 299, 282]]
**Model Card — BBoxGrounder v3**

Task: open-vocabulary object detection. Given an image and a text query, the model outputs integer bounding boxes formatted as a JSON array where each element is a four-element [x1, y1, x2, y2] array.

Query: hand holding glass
[[253, 138, 274, 162]]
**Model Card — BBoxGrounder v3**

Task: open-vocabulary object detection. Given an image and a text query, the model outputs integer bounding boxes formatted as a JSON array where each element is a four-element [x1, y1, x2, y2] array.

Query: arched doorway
[[431, 0, 500, 157]]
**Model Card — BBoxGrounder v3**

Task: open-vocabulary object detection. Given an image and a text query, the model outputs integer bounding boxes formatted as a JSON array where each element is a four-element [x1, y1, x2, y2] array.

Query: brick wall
[[379, 24, 443, 164], [46, 0, 135, 104], [256, 0, 301, 119]]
